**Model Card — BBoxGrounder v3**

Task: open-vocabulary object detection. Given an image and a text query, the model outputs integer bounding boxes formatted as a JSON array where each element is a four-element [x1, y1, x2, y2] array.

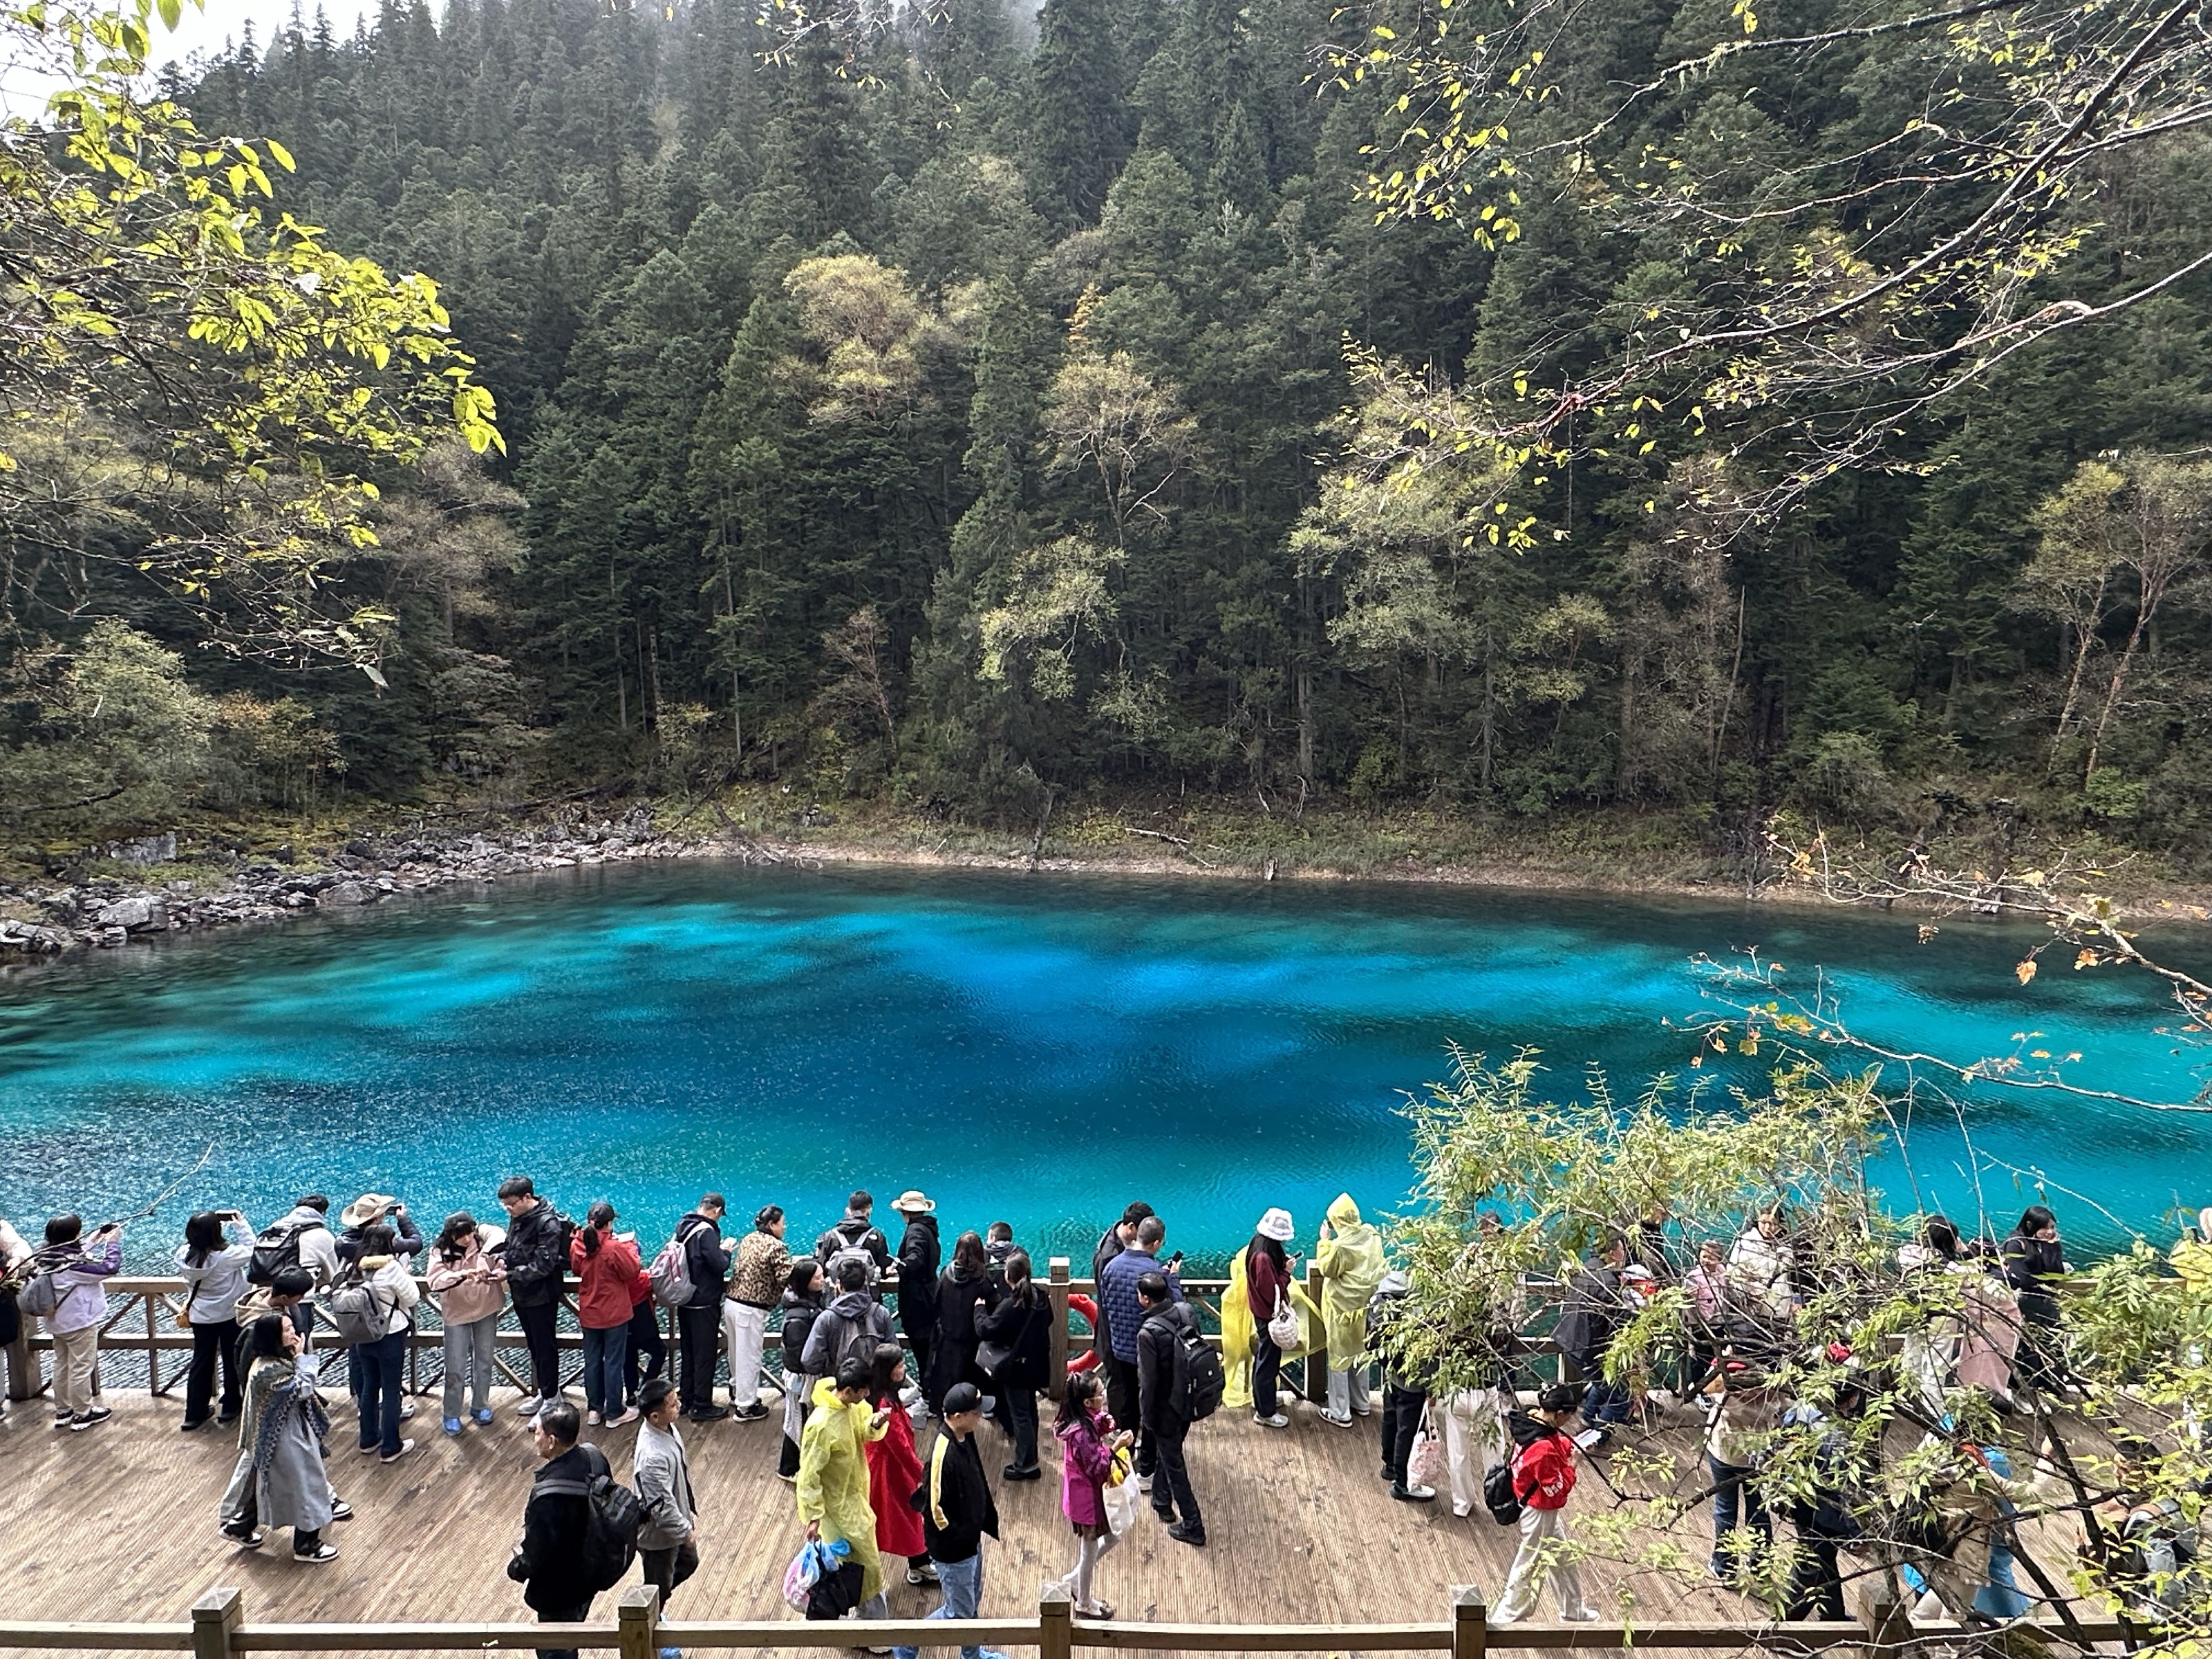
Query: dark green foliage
[[49, 0, 2194, 865]]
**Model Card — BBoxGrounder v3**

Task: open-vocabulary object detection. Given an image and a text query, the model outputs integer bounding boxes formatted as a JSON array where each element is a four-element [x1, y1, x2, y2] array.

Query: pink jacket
[[1057, 1406, 1118, 1528]]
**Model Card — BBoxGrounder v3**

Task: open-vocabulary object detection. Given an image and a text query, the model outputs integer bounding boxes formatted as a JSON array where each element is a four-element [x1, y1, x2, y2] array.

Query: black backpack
[[1153, 1311, 1224, 1422], [247, 1217, 325, 1286], [1483, 1457, 1523, 1526], [537, 1448, 641, 1595]]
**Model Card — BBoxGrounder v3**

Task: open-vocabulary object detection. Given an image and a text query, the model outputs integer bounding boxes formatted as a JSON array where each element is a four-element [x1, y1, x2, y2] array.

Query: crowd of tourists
[[0, 1182, 2175, 1651]]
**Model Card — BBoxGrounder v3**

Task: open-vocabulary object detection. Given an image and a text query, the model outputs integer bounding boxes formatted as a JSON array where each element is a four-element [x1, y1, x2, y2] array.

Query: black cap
[[942, 1382, 983, 1416]]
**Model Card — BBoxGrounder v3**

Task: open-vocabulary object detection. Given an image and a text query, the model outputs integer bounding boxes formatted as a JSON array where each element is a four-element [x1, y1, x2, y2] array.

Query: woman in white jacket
[[176, 1209, 258, 1431]]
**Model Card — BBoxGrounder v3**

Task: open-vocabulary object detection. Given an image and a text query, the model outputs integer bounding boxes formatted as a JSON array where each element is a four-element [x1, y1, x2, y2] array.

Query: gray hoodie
[[800, 1288, 894, 1378]]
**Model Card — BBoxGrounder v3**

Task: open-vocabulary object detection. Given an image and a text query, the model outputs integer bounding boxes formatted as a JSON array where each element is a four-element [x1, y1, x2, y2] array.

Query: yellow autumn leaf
[[2016, 958, 2038, 985]]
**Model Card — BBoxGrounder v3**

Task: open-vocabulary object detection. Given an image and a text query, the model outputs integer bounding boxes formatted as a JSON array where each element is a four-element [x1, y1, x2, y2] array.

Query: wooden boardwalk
[[0, 1382, 1777, 1656]]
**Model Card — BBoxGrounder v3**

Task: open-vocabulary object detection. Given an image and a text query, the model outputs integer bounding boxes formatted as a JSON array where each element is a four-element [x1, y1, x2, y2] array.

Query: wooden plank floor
[[0, 1382, 2032, 1657]]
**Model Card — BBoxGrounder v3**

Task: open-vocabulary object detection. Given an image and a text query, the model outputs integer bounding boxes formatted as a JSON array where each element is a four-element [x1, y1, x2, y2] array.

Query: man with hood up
[[1315, 1194, 1386, 1427]]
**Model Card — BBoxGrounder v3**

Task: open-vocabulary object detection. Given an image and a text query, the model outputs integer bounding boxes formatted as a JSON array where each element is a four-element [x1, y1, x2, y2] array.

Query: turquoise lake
[[1, 863, 2206, 1266]]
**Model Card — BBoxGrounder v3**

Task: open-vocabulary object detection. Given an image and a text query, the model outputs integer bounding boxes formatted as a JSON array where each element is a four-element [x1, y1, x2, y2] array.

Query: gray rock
[[317, 881, 373, 907], [95, 896, 165, 930]]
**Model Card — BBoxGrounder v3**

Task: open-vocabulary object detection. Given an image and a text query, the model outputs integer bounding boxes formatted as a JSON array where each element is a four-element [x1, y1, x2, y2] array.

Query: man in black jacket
[[815, 1190, 891, 1284], [507, 1399, 607, 1659], [676, 1194, 730, 1422], [1135, 1271, 1205, 1548], [892, 1192, 941, 1389], [894, 1382, 1004, 1659], [499, 1177, 570, 1417]]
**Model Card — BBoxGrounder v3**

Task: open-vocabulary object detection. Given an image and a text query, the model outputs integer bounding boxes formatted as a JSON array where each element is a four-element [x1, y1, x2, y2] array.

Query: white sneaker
[[1253, 1412, 1288, 1429], [1321, 1411, 1355, 1430], [514, 1395, 548, 1418], [1562, 1608, 1600, 1622], [1135, 1472, 1153, 1493]]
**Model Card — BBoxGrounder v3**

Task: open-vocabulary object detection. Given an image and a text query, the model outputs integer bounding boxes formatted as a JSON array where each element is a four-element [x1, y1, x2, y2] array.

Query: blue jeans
[[357, 1329, 408, 1456], [1708, 1454, 1770, 1577], [1582, 1378, 1631, 1427], [892, 1548, 990, 1659], [581, 1324, 626, 1416]]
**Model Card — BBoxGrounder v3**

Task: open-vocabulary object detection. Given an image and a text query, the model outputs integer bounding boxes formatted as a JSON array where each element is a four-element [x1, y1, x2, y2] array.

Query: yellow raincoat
[[796, 1376, 890, 1603], [1314, 1194, 1385, 1368], [1223, 1247, 1255, 1409]]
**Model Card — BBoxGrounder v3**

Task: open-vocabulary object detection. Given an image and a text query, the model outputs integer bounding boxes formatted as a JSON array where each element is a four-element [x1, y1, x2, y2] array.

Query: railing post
[[1040, 1586, 1074, 1659], [3, 1322, 38, 1401], [1451, 1584, 1487, 1659], [1304, 1259, 1327, 1403], [191, 1587, 243, 1659], [1047, 1257, 1071, 1401], [617, 1582, 660, 1659], [147, 1286, 164, 1396]]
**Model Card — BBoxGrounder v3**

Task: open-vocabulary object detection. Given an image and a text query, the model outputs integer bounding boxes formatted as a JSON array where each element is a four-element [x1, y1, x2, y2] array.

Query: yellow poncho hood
[[1314, 1193, 1385, 1364], [796, 1377, 888, 1602]]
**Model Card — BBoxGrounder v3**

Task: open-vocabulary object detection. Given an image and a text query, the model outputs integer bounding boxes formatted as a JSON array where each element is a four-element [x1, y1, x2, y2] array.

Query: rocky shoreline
[[0, 809, 807, 956]]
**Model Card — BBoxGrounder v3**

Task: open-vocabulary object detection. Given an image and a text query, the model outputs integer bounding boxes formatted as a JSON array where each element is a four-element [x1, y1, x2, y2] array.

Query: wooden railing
[[5, 1257, 1379, 1405], [0, 1584, 2137, 1657]]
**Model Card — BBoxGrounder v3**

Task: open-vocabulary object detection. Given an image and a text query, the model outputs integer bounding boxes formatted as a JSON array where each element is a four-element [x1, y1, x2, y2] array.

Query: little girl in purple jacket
[[1051, 1371, 1131, 1619]]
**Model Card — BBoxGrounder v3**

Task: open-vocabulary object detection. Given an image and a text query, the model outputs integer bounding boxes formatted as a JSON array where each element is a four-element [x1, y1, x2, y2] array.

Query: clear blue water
[[1, 863, 2206, 1268]]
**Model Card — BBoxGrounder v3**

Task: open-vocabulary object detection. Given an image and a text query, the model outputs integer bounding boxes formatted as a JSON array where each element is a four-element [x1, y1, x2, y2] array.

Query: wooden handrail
[[0, 1585, 2142, 1656]]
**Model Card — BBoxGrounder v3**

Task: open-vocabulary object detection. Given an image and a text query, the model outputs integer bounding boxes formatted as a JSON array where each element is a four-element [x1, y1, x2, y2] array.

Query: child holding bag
[[1051, 1371, 1132, 1620]]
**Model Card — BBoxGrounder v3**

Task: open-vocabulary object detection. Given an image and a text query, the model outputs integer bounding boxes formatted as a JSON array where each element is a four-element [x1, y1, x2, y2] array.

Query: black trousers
[[1149, 1421, 1200, 1526], [1003, 1385, 1039, 1473], [536, 1599, 592, 1659], [626, 1301, 666, 1396], [1105, 1357, 1143, 1468], [185, 1318, 243, 1424], [640, 1540, 700, 1610], [516, 1300, 561, 1400], [1252, 1324, 1283, 1418], [1380, 1382, 1427, 1484], [677, 1302, 720, 1412], [1785, 1538, 1846, 1620]]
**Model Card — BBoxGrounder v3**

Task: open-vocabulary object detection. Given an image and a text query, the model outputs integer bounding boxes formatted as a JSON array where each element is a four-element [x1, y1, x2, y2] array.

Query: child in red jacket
[[1492, 1383, 1600, 1624]]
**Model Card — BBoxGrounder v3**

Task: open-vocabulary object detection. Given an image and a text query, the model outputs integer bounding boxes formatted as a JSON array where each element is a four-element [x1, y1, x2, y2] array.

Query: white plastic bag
[[1102, 1476, 1143, 1537]]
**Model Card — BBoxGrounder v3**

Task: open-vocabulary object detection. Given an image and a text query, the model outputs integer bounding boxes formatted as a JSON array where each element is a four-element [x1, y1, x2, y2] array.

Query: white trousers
[[1492, 1504, 1595, 1623], [722, 1300, 769, 1409], [1444, 1387, 1509, 1515]]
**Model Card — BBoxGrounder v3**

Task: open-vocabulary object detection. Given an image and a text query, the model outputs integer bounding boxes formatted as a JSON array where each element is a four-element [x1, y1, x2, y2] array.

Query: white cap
[[1257, 1208, 1295, 1243]]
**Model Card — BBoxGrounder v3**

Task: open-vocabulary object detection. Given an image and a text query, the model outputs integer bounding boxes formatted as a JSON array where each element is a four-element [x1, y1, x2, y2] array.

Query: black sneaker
[[731, 1404, 770, 1423], [220, 1524, 263, 1549], [294, 1542, 340, 1565], [1167, 1521, 1208, 1547], [1002, 1464, 1043, 1482], [685, 1405, 729, 1423]]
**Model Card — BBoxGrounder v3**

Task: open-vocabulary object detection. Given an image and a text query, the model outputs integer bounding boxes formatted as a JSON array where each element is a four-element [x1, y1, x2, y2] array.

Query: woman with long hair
[[976, 1248, 1051, 1479], [570, 1201, 643, 1427], [2002, 1204, 2072, 1396], [426, 1210, 506, 1435], [1051, 1370, 1131, 1619], [1243, 1208, 1295, 1429], [778, 1258, 828, 1479], [351, 1222, 420, 1464], [863, 1339, 932, 1588], [930, 1230, 999, 1409], [222, 1313, 339, 1562], [176, 1208, 256, 1431]]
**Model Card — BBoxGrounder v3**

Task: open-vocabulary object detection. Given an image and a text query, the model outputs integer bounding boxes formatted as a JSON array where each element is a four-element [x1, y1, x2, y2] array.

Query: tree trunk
[[2047, 590, 2104, 770], [1615, 640, 1638, 798], [2087, 585, 2161, 778]]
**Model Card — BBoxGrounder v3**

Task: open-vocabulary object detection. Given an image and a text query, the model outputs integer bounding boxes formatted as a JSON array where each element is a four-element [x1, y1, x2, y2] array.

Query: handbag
[[1408, 1401, 1447, 1490], [1102, 1474, 1142, 1537], [1266, 1286, 1300, 1351], [976, 1296, 1034, 1379]]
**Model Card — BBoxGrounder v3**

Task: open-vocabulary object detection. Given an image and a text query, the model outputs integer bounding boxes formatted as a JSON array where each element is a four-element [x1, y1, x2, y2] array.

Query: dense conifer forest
[[8, 0, 2212, 873]]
